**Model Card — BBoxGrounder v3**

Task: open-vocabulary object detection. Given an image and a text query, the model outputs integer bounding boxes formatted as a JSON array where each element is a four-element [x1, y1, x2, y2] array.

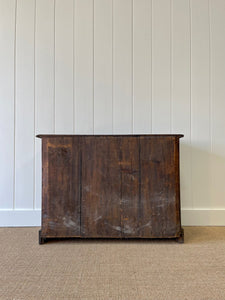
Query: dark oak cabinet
[[37, 134, 184, 244]]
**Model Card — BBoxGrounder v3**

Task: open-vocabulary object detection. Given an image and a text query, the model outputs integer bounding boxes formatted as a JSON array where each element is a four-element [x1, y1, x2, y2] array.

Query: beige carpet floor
[[0, 227, 225, 300]]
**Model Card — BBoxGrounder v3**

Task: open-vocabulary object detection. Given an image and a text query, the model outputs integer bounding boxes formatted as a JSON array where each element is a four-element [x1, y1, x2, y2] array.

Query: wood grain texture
[[139, 137, 181, 237], [41, 137, 80, 237], [81, 136, 122, 237], [119, 137, 140, 237], [39, 135, 183, 242]]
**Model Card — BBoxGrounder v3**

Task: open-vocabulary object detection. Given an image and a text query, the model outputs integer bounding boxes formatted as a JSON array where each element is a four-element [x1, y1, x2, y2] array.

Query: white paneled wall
[[0, 0, 225, 226], [0, 0, 15, 210]]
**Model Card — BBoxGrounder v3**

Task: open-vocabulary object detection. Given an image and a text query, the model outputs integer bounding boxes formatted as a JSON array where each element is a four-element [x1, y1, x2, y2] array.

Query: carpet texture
[[0, 227, 225, 300]]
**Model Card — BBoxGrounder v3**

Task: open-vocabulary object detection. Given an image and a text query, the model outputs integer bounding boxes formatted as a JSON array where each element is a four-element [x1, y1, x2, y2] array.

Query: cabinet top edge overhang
[[36, 134, 184, 139]]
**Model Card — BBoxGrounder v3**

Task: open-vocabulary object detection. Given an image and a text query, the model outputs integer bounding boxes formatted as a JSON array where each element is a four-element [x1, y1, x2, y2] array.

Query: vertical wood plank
[[41, 137, 80, 237], [35, 0, 55, 209], [81, 137, 122, 237], [191, 0, 211, 208], [94, 0, 113, 134], [211, 0, 225, 208], [74, 0, 94, 134], [55, 0, 73, 133], [172, 0, 192, 209], [113, 0, 132, 134], [0, 0, 16, 209], [15, 0, 35, 209], [139, 137, 180, 237], [133, 0, 151, 134], [152, 0, 171, 133], [120, 137, 139, 237]]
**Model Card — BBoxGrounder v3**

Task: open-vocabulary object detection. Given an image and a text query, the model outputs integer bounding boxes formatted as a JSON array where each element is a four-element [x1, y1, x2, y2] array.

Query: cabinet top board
[[36, 134, 184, 139]]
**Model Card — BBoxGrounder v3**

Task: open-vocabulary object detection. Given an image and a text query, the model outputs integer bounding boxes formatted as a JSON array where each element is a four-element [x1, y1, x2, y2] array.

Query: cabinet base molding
[[39, 228, 184, 244]]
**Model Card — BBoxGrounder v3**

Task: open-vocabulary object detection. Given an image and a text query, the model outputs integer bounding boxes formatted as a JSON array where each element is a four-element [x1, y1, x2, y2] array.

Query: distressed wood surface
[[38, 135, 183, 243], [139, 137, 180, 238], [81, 136, 121, 237], [41, 137, 80, 237], [119, 137, 140, 237]]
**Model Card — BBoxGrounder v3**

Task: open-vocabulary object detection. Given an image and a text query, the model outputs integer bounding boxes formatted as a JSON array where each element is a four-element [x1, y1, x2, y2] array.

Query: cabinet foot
[[39, 230, 47, 245], [176, 228, 184, 243]]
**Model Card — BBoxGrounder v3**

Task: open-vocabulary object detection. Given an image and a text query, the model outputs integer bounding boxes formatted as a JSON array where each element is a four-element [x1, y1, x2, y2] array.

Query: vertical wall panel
[[211, 0, 225, 208], [35, 0, 55, 209], [172, 0, 192, 209], [74, 0, 94, 134], [133, 0, 151, 134], [94, 0, 113, 134], [152, 0, 171, 133], [15, 0, 35, 209], [113, 0, 132, 134], [0, 0, 16, 209], [191, 0, 211, 208], [35, 0, 55, 135], [55, 0, 73, 133]]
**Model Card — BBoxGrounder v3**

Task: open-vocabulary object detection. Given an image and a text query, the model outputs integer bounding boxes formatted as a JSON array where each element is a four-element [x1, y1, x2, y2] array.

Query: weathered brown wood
[[81, 136, 122, 237], [119, 137, 140, 237], [139, 137, 181, 238], [38, 134, 184, 243], [41, 136, 80, 238], [176, 228, 184, 243]]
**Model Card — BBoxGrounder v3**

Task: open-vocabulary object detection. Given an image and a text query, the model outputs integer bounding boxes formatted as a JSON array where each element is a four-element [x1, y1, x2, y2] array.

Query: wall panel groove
[[13, 0, 17, 210], [189, 0, 193, 209], [33, 0, 36, 210]]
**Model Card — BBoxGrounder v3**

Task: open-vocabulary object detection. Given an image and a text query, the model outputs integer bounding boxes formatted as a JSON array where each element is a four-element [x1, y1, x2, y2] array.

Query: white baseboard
[[0, 210, 41, 227], [181, 209, 225, 226], [0, 209, 225, 227]]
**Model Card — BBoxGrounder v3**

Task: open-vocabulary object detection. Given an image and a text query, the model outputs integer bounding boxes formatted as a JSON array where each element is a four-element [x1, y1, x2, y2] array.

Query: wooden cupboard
[[37, 135, 184, 244]]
